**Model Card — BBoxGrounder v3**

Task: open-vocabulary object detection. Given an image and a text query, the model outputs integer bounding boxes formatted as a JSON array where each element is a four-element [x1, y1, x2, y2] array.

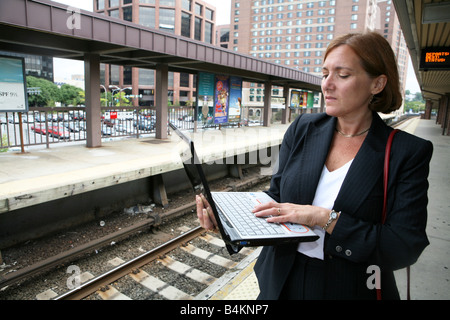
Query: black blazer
[[254, 112, 433, 299]]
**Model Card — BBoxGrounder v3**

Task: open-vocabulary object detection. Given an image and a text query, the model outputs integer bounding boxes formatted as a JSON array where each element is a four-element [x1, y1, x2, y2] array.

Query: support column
[[263, 81, 272, 127], [155, 63, 168, 139], [84, 53, 101, 148], [424, 99, 433, 119], [320, 92, 325, 113], [443, 94, 450, 136], [152, 174, 169, 207], [281, 84, 290, 124]]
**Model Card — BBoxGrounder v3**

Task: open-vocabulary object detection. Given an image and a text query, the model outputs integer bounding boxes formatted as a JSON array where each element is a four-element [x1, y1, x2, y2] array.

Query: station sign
[[0, 55, 28, 112], [419, 47, 450, 70]]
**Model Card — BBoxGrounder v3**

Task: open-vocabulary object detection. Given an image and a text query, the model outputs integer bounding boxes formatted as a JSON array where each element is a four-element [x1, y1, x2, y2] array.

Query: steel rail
[[0, 174, 270, 291], [54, 226, 205, 300], [0, 202, 196, 289]]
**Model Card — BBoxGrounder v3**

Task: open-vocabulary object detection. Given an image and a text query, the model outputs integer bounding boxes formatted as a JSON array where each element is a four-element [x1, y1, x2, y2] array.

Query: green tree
[[113, 91, 131, 106], [60, 84, 84, 106], [26, 76, 61, 107]]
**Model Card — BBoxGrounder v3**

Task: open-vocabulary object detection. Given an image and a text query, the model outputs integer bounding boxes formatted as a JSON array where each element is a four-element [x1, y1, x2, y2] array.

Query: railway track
[[54, 227, 259, 300], [0, 173, 269, 300]]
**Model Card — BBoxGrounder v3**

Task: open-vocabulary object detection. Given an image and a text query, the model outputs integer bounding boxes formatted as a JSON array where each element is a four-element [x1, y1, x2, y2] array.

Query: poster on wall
[[197, 72, 215, 124], [307, 91, 315, 108], [0, 55, 28, 112], [228, 76, 242, 123], [214, 75, 229, 124], [290, 89, 307, 109]]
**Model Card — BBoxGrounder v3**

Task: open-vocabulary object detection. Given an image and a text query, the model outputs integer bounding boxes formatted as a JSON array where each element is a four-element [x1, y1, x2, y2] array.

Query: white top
[[297, 159, 353, 260]]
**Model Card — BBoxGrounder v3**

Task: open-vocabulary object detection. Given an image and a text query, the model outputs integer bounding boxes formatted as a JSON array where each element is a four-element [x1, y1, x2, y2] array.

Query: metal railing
[[0, 105, 268, 151], [0, 106, 190, 150]]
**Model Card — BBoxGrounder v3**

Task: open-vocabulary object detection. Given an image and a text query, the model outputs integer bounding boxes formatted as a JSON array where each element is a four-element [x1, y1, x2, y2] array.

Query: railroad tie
[[180, 243, 237, 269], [158, 256, 216, 285], [129, 269, 193, 300]]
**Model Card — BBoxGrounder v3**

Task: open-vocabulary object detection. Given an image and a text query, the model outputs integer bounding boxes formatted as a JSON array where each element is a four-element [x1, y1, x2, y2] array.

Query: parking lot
[[0, 107, 197, 150]]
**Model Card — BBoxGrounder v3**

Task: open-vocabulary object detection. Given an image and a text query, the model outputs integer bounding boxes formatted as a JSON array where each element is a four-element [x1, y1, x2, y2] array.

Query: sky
[[51, 0, 421, 93]]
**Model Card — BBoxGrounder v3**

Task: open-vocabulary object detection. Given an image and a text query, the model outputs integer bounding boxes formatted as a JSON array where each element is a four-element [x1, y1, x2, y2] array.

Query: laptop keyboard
[[213, 193, 285, 236]]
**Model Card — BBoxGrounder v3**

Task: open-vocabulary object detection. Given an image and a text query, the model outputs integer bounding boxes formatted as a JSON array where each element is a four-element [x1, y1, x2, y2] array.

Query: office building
[[228, 0, 408, 113], [0, 51, 54, 83], [94, 0, 216, 106]]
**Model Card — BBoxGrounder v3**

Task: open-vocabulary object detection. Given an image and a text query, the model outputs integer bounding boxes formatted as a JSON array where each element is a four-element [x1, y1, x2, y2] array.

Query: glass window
[[97, 0, 104, 10], [159, 8, 175, 32], [110, 65, 120, 86], [195, 3, 202, 15], [205, 21, 213, 44], [181, 12, 191, 37], [139, 7, 155, 28], [140, 0, 155, 3], [220, 29, 230, 42], [109, 9, 119, 18], [123, 0, 132, 4], [139, 68, 154, 86], [194, 17, 202, 41], [109, 0, 119, 7], [179, 73, 190, 87], [123, 7, 132, 22], [160, 0, 175, 6], [182, 0, 191, 11], [205, 8, 213, 20], [123, 67, 132, 85]]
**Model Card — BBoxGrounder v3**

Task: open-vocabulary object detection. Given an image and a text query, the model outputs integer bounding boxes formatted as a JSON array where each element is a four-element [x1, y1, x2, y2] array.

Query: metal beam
[[84, 53, 102, 148]]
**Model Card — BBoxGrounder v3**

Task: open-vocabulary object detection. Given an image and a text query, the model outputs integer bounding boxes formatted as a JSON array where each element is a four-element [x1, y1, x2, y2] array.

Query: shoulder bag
[[377, 129, 410, 300]]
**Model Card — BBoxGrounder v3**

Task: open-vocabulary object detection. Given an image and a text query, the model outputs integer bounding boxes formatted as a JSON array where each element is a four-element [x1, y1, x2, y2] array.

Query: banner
[[228, 76, 242, 123], [197, 72, 215, 124], [0, 55, 28, 112], [214, 75, 229, 124], [290, 89, 306, 109]]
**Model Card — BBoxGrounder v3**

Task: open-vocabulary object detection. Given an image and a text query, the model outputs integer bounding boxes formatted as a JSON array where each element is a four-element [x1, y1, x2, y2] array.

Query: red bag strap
[[382, 129, 399, 224], [379, 129, 410, 300]]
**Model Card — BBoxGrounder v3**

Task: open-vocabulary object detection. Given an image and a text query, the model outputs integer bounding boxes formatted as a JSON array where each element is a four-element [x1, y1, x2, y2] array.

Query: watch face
[[331, 211, 338, 219]]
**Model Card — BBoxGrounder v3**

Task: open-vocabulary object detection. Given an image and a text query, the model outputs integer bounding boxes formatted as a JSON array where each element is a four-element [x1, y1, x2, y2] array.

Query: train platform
[[1, 117, 448, 300], [0, 124, 288, 215], [201, 117, 450, 300]]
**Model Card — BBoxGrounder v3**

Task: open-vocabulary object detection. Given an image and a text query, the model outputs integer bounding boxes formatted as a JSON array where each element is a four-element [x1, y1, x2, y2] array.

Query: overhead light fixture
[[422, 2, 450, 24]]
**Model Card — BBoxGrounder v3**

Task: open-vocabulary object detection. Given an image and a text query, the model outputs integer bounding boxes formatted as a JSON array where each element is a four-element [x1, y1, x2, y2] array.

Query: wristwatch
[[323, 210, 339, 231]]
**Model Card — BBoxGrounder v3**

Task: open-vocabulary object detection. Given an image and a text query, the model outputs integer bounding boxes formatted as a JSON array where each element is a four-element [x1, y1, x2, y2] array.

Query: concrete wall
[[0, 148, 277, 248]]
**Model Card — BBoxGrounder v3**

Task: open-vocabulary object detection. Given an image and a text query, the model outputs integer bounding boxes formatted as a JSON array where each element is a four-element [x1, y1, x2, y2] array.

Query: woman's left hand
[[252, 202, 329, 228]]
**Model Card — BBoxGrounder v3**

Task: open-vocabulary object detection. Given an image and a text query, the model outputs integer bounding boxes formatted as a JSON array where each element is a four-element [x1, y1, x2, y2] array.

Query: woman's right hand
[[196, 194, 218, 232]]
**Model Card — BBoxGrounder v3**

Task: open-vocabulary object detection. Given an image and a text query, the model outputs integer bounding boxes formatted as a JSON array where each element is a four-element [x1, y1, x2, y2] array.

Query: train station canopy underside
[[394, 0, 450, 102], [0, 0, 321, 91]]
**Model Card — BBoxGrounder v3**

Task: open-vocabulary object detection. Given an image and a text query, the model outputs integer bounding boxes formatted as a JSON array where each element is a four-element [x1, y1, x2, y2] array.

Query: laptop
[[169, 123, 319, 254]]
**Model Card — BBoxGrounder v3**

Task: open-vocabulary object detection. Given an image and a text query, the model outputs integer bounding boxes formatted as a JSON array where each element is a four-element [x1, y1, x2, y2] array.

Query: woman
[[196, 32, 433, 299]]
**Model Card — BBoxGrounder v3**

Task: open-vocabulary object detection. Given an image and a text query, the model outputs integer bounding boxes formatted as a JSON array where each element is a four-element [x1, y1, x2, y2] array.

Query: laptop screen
[[171, 125, 205, 195]]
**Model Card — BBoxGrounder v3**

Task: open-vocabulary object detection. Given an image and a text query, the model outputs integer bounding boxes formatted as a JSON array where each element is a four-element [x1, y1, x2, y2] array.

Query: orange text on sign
[[425, 51, 449, 63]]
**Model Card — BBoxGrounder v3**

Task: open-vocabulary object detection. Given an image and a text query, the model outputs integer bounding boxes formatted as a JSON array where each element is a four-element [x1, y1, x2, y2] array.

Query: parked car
[[134, 118, 155, 131], [65, 122, 81, 132], [101, 125, 114, 136], [49, 125, 70, 139], [116, 123, 133, 133], [31, 123, 47, 135], [34, 114, 46, 122]]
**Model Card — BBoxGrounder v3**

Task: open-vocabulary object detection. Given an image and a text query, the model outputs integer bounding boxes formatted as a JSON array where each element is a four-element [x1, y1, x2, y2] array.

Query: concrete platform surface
[[0, 125, 289, 213]]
